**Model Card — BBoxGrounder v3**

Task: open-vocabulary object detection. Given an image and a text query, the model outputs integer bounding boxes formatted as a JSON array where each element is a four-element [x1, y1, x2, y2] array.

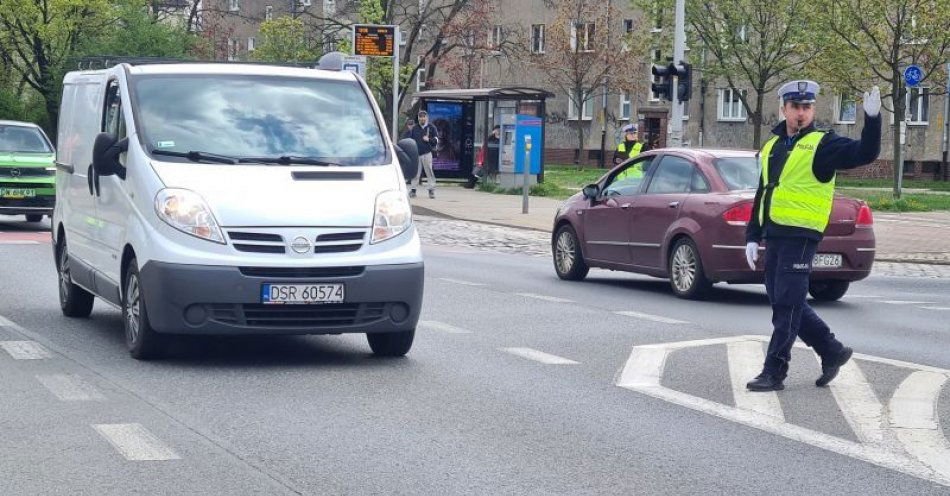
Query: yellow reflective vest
[[616, 141, 643, 160], [758, 131, 835, 233]]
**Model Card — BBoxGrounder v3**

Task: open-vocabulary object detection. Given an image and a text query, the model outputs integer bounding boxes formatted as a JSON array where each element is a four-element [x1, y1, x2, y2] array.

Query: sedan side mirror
[[582, 184, 600, 199], [394, 138, 419, 181], [92, 132, 128, 178]]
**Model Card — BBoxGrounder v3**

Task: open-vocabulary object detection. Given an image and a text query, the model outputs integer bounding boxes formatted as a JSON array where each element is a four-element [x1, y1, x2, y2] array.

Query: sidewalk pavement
[[411, 185, 950, 265]]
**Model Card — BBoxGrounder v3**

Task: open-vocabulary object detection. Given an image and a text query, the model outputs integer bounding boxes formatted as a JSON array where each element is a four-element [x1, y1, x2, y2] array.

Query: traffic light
[[651, 63, 675, 101], [676, 62, 692, 103]]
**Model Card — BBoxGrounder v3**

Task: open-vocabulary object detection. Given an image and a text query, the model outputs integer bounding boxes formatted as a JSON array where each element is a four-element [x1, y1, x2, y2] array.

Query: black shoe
[[428, 189, 435, 199], [746, 373, 785, 392], [409, 189, 417, 198], [816, 347, 853, 387]]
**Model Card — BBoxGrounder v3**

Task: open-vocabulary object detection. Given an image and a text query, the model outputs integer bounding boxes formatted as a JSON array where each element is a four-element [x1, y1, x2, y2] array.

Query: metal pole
[[392, 27, 400, 143], [669, 0, 686, 147], [942, 61, 950, 181], [522, 134, 532, 214], [898, 116, 906, 197]]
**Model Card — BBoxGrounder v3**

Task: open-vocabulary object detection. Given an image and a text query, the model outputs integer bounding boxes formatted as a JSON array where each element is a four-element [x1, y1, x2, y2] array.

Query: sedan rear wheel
[[808, 280, 850, 302], [553, 225, 589, 281], [669, 238, 711, 300]]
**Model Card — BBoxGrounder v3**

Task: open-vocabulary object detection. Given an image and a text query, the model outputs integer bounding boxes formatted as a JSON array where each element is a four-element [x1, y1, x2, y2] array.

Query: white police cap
[[622, 123, 638, 133], [778, 80, 820, 103]]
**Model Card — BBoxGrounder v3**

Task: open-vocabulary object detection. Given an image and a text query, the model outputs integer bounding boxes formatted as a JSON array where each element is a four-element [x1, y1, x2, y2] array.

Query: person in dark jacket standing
[[745, 80, 881, 392], [409, 110, 439, 199]]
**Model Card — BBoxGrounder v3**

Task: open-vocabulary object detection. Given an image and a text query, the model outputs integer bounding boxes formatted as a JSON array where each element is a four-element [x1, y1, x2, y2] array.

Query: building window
[[567, 91, 594, 120], [247, 37, 256, 52], [649, 49, 663, 101], [623, 19, 635, 33], [227, 38, 237, 61], [228, 0, 239, 11], [718, 88, 747, 121], [416, 56, 426, 92], [619, 91, 632, 120], [323, 0, 335, 15], [571, 22, 595, 52], [906, 87, 929, 124], [837, 94, 856, 124], [265, 5, 273, 20], [531, 24, 545, 54], [489, 25, 503, 49], [652, 1, 663, 31]]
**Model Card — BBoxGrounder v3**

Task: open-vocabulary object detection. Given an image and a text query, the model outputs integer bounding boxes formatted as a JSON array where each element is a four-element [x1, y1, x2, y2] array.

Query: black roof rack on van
[[66, 56, 316, 71]]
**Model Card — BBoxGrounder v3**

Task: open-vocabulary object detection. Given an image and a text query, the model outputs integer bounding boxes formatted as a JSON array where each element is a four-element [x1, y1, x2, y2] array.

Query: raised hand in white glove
[[745, 242, 759, 270], [863, 85, 881, 117]]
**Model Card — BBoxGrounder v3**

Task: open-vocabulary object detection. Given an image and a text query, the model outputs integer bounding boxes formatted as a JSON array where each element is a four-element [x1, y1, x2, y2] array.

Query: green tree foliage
[[79, 2, 197, 58], [635, 0, 813, 148], [809, 0, 950, 195], [251, 16, 319, 63]]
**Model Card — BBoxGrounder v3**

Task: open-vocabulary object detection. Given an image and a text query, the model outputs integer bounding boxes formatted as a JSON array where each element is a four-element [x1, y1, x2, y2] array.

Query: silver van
[[53, 62, 423, 359]]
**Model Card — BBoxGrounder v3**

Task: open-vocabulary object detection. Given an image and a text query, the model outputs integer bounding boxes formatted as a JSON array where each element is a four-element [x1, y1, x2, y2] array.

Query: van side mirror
[[92, 132, 128, 178], [582, 184, 600, 199], [395, 138, 419, 181]]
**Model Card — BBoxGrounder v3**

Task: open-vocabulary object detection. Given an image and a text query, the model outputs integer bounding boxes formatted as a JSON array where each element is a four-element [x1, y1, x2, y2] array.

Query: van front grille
[[234, 244, 285, 254], [0, 168, 52, 178], [228, 231, 285, 254], [208, 303, 388, 328], [238, 266, 365, 278]]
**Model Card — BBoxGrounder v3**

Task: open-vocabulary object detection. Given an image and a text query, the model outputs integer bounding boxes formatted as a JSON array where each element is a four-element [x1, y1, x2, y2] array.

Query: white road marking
[[0, 341, 51, 360], [93, 424, 180, 461], [842, 295, 883, 299], [880, 301, 933, 305], [614, 310, 688, 325], [418, 320, 473, 334], [825, 360, 887, 445], [436, 277, 486, 287], [727, 341, 784, 420], [501, 347, 579, 365], [0, 314, 26, 331], [515, 292, 574, 303], [36, 374, 105, 401], [616, 335, 950, 487], [917, 306, 950, 311], [888, 371, 950, 480], [0, 240, 41, 245]]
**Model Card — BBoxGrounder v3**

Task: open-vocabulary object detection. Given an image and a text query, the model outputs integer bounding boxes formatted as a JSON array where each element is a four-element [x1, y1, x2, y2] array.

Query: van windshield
[[131, 74, 390, 166], [0, 125, 52, 153], [714, 157, 760, 190]]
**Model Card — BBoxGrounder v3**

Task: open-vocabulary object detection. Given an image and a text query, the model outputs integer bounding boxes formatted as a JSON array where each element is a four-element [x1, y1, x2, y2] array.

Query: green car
[[0, 120, 56, 222]]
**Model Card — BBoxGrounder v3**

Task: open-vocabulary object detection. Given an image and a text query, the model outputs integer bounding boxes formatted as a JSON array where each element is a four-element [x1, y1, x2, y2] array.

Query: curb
[[411, 206, 551, 234], [875, 258, 950, 266]]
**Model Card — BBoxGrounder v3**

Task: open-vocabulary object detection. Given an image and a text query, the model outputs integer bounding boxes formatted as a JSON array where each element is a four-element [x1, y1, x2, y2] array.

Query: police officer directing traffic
[[745, 80, 881, 392]]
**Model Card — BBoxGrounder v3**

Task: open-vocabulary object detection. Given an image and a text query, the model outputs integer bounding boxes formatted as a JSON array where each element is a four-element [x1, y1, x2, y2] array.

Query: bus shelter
[[410, 87, 553, 184]]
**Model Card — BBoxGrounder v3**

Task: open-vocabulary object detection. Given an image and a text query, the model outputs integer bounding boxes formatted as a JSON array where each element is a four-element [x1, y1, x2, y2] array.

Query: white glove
[[745, 242, 759, 270], [863, 86, 881, 117]]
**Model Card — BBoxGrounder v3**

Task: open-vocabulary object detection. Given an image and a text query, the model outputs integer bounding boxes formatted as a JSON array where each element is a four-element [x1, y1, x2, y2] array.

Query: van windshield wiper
[[239, 156, 342, 167], [152, 149, 239, 164]]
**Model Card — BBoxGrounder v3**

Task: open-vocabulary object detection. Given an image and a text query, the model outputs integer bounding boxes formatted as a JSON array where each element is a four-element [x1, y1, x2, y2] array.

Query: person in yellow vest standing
[[612, 124, 647, 166], [744, 80, 881, 392]]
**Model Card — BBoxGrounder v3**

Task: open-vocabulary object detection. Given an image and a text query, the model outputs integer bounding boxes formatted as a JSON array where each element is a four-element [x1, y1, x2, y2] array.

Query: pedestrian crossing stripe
[[616, 335, 950, 487]]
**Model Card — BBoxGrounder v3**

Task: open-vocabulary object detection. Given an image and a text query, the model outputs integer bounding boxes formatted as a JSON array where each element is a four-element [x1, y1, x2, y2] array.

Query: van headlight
[[154, 188, 225, 244], [371, 190, 412, 244]]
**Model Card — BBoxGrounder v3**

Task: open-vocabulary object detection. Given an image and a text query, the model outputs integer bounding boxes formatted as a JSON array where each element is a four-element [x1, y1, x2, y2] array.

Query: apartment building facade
[[197, 0, 948, 177]]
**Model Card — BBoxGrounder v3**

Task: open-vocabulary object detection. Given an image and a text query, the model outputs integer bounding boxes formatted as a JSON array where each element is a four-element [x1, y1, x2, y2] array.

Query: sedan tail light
[[856, 203, 873, 228], [723, 202, 753, 226]]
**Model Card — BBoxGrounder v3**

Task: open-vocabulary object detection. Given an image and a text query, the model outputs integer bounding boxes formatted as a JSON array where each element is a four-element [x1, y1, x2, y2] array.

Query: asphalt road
[[1, 216, 949, 495]]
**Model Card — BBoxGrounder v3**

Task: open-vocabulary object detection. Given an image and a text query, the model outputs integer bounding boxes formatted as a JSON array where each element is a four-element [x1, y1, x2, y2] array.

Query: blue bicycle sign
[[904, 65, 924, 87]]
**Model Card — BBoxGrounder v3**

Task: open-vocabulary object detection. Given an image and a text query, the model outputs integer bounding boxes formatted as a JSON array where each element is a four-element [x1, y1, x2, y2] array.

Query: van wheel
[[26, 214, 43, 222], [553, 224, 589, 281], [809, 280, 850, 302], [123, 258, 165, 360], [367, 330, 414, 357], [669, 238, 711, 300], [56, 237, 94, 318]]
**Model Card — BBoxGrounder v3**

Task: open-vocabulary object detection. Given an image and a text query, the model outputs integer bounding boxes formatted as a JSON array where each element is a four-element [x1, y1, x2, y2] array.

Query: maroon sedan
[[551, 148, 875, 300]]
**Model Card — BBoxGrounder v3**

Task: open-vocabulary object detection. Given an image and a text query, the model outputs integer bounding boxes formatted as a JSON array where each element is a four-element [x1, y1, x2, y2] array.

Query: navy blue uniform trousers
[[763, 236, 845, 377]]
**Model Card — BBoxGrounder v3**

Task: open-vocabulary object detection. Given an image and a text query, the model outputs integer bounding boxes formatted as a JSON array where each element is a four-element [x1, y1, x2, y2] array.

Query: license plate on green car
[[0, 188, 36, 199]]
